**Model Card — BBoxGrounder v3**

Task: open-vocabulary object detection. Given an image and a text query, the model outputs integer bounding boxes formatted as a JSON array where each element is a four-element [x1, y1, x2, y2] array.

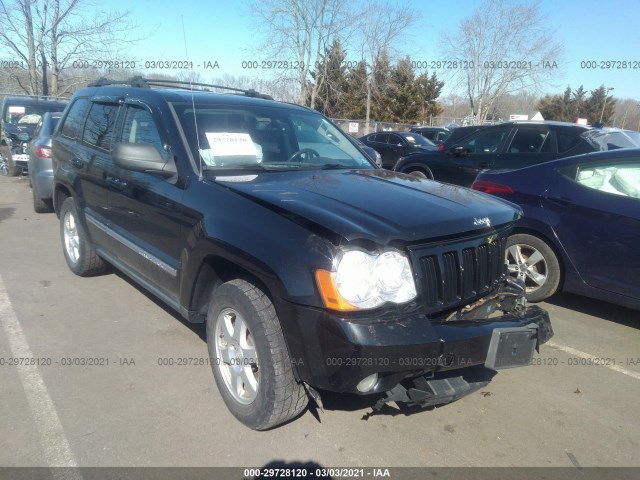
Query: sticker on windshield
[[205, 132, 258, 157], [8, 106, 25, 113], [201, 132, 263, 167]]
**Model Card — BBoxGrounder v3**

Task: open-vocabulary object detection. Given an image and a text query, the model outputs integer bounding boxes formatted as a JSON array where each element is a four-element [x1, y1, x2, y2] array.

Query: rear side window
[[60, 98, 90, 141], [83, 103, 119, 152], [557, 132, 584, 154], [508, 128, 551, 153]]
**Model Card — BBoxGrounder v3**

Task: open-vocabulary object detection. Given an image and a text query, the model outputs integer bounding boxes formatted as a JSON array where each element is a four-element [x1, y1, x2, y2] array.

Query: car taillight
[[438, 143, 444, 151], [36, 145, 52, 158], [471, 180, 513, 194]]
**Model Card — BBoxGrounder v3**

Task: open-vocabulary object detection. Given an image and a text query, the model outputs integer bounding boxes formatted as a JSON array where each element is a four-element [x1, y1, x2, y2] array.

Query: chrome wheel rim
[[0, 154, 8, 176], [506, 243, 548, 293], [63, 211, 80, 264], [214, 307, 259, 404]]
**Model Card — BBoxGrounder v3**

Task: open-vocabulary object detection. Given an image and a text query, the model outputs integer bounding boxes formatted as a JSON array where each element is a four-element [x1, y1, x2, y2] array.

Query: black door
[[106, 103, 186, 299], [435, 127, 511, 186]]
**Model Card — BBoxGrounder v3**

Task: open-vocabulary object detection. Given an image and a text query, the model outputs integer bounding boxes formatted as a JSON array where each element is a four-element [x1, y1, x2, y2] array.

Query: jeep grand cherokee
[[52, 77, 552, 430]]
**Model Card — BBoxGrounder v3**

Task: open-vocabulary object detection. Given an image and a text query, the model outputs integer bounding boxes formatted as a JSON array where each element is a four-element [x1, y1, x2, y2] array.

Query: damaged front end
[[372, 278, 553, 412]]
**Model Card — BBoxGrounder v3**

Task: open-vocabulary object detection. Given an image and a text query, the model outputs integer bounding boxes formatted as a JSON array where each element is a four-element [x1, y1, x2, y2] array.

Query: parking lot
[[1, 173, 639, 470]]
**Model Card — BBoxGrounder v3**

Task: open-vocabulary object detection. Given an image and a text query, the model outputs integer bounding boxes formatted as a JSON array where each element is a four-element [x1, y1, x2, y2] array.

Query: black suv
[[409, 126, 450, 144], [395, 121, 600, 186], [1, 95, 68, 176], [52, 78, 552, 430]]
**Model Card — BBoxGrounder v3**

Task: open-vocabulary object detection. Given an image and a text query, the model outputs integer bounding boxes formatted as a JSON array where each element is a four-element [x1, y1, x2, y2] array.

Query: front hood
[[215, 169, 520, 244]]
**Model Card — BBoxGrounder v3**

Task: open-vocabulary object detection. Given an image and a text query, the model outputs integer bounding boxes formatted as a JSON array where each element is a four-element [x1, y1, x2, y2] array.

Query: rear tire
[[0, 151, 9, 176], [505, 234, 560, 302], [206, 279, 308, 430], [59, 197, 106, 276], [6, 151, 20, 177]]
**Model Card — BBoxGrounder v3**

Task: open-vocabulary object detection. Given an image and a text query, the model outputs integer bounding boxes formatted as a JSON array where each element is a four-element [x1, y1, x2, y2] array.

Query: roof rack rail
[[87, 76, 274, 100]]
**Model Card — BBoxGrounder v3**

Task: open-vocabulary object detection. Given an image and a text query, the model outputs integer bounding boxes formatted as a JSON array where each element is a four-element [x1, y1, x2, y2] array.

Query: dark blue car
[[472, 148, 640, 310]]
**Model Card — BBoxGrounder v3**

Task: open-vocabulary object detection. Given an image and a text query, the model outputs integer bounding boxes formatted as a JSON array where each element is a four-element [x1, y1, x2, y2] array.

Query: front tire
[[206, 279, 308, 430], [59, 197, 106, 276], [505, 234, 560, 302], [405, 165, 434, 180]]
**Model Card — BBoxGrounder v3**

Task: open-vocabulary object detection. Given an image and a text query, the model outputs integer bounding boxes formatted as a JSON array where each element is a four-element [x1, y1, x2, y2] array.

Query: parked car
[[409, 126, 450, 144], [354, 138, 382, 167], [0, 96, 67, 176], [359, 131, 437, 168], [52, 77, 552, 430], [27, 111, 62, 213], [472, 149, 640, 309], [394, 121, 632, 186]]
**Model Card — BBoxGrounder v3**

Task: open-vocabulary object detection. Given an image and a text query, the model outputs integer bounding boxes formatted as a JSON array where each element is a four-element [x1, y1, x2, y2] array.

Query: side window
[[388, 134, 402, 145], [507, 128, 551, 153], [83, 103, 119, 152], [60, 98, 90, 141], [574, 161, 640, 198], [373, 133, 388, 143], [462, 129, 507, 154], [120, 106, 166, 158]]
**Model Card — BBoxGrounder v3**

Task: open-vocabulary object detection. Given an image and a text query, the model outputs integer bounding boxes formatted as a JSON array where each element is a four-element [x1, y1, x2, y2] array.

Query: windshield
[[4, 102, 67, 125], [403, 133, 435, 147], [582, 130, 640, 150], [172, 103, 374, 173]]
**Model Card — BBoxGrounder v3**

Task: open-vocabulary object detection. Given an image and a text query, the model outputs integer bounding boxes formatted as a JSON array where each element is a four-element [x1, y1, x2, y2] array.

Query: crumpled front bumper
[[276, 278, 553, 397]]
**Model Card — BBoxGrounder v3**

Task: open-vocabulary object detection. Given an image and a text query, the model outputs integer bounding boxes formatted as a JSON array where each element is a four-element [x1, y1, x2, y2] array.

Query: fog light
[[356, 373, 378, 393]]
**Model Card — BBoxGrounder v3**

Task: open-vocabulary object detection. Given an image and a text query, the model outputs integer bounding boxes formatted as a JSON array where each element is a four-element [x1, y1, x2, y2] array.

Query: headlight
[[315, 249, 417, 311]]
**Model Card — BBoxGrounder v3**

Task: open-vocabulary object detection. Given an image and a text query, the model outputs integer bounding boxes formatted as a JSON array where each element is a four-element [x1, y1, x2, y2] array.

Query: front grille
[[412, 235, 507, 315]]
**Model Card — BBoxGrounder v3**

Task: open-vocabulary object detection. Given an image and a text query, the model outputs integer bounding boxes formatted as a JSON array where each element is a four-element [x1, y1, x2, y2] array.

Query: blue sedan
[[472, 148, 640, 310]]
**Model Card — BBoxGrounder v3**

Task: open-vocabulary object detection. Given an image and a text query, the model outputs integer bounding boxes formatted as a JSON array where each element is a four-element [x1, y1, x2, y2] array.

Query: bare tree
[[354, 1, 417, 129], [251, 0, 353, 106], [441, 0, 562, 124], [0, 0, 139, 96]]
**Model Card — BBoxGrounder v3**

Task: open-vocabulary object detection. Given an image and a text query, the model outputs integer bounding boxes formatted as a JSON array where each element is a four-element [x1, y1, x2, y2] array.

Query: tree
[[251, 0, 352, 106], [0, 0, 138, 96], [585, 85, 616, 125], [441, 0, 562, 124], [538, 84, 616, 125], [354, 1, 417, 128], [310, 38, 350, 117]]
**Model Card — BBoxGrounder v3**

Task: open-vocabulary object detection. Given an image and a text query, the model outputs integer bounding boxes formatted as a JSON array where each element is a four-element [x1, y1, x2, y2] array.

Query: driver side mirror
[[112, 142, 176, 178]]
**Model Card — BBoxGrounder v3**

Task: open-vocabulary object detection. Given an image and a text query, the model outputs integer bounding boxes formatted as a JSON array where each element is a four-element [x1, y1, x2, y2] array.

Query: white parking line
[[0, 274, 81, 474], [547, 341, 640, 381]]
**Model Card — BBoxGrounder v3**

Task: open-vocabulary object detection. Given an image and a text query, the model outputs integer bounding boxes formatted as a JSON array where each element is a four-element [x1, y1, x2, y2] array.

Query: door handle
[[478, 162, 490, 168], [70, 158, 83, 169], [106, 176, 127, 190]]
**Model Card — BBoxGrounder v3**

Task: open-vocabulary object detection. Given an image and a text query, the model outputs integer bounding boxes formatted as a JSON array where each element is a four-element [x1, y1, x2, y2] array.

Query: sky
[[98, 0, 639, 100]]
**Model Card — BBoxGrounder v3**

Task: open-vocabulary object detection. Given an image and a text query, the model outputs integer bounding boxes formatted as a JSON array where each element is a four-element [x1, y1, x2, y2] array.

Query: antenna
[[181, 15, 203, 180]]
